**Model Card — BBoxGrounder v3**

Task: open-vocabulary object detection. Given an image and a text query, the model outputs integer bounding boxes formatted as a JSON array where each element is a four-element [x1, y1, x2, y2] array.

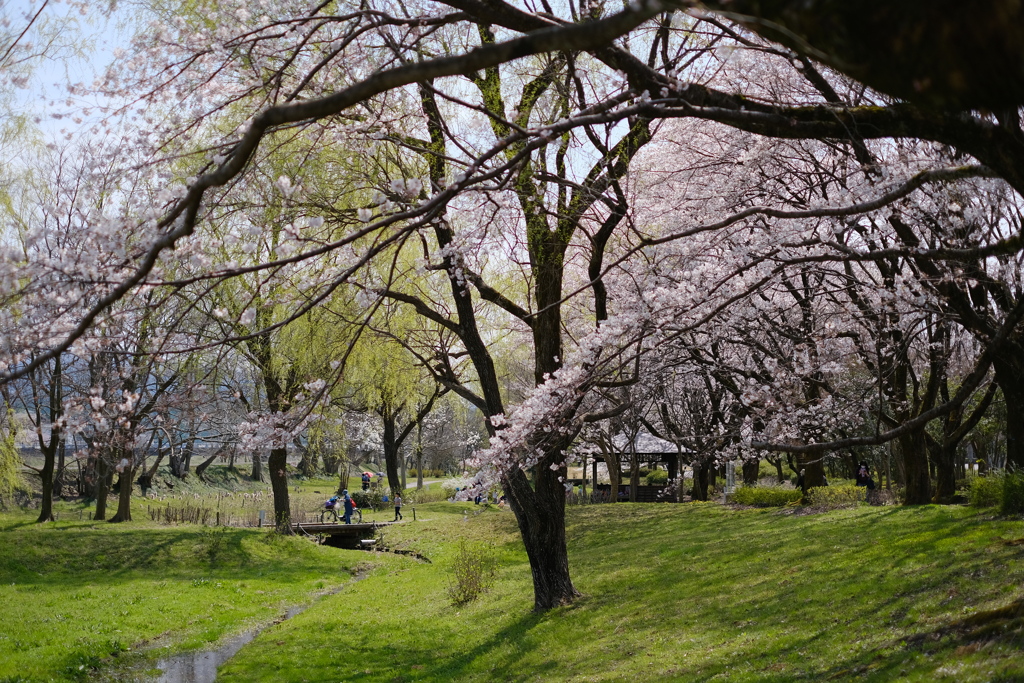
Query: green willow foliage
[[0, 408, 20, 508]]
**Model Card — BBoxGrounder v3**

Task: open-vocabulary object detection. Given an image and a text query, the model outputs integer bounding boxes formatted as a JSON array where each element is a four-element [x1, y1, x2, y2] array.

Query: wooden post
[[412, 506, 416, 521]]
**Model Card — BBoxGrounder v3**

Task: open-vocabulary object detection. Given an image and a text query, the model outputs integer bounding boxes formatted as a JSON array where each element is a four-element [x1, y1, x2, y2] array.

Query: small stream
[[153, 605, 306, 683]]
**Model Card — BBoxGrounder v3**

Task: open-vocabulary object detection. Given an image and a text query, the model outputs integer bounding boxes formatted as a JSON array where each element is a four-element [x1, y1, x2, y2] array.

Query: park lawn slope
[[0, 512, 365, 682], [218, 502, 1024, 683]]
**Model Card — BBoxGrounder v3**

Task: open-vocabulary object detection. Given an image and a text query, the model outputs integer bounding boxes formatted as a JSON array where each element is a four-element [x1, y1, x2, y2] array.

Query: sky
[[4, 0, 134, 143]]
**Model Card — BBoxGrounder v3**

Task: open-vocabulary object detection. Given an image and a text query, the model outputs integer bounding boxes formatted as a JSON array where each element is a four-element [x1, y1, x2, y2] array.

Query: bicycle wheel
[[353, 509, 362, 523]]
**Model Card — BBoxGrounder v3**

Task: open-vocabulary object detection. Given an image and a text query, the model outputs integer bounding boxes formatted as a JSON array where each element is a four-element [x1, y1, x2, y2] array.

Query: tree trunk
[[108, 467, 134, 523], [36, 442, 56, 523], [181, 435, 194, 477], [337, 461, 350, 496], [606, 451, 621, 502], [268, 446, 291, 533], [382, 408, 401, 495], [416, 448, 424, 490], [169, 451, 186, 479], [767, 454, 786, 483], [93, 456, 111, 521], [796, 454, 826, 494], [899, 429, 932, 504], [194, 451, 220, 482], [628, 446, 639, 503], [741, 459, 759, 486], [503, 465, 579, 611], [251, 452, 264, 482], [296, 438, 316, 478], [933, 442, 958, 501], [55, 438, 67, 498], [994, 357, 1024, 469], [693, 458, 711, 501]]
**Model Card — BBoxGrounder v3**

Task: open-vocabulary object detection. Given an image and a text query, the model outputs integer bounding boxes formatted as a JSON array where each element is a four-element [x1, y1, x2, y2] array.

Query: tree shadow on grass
[[340, 610, 558, 683]]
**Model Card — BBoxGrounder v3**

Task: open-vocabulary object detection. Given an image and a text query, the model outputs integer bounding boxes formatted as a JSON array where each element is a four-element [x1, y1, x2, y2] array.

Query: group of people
[[451, 487, 505, 507], [360, 471, 384, 491], [323, 488, 404, 524]]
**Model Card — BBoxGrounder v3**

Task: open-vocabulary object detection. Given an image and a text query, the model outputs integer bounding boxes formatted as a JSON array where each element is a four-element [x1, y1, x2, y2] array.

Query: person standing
[[342, 489, 354, 524], [855, 461, 875, 490], [393, 493, 403, 521]]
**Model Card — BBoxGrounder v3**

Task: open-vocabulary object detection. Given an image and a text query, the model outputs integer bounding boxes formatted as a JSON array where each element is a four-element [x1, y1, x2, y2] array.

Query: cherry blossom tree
[[1, 0, 1023, 610]]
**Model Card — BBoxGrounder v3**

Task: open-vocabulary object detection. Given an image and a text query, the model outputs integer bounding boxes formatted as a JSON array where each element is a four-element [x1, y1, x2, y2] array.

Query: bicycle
[[319, 500, 340, 523], [317, 501, 361, 523]]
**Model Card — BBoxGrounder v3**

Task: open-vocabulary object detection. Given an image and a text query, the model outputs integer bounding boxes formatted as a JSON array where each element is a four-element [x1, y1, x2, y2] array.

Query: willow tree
[[6, 0, 1024, 606]]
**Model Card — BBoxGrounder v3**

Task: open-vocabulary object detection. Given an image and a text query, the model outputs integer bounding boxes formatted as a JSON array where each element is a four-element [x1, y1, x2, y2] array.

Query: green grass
[[3, 500, 1024, 682], [0, 513, 364, 682], [219, 502, 1024, 683]]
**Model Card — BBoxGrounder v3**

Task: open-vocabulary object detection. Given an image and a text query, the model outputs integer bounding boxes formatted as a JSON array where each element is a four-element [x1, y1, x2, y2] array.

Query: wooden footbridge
[[290, 521, 399, 549]]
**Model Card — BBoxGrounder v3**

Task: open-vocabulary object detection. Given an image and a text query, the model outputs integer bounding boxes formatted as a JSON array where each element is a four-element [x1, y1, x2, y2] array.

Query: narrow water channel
[[153, 604, 306, 683]]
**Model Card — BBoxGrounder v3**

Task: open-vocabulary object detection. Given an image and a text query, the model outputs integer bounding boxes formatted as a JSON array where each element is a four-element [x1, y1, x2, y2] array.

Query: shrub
[[1001, 469, 1024, 515], [646, 469, 669, 486], [446, 540, 496, 605], [729, 486, 802, 507], [805, 485, 865, 509], [969, 472, 1003, 508], [351, 489, 383, 510]]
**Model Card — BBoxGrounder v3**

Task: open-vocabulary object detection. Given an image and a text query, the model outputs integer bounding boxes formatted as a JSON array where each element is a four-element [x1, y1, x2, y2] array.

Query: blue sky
[[5, 0, 135, 142]]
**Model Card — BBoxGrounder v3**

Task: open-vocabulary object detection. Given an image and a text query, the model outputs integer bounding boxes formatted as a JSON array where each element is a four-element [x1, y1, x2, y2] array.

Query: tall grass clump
[[729, 485, 802, 507], [1000, 468, 1024, 515], [446, 540, 496, 605], [805, 485, 866, 509], [969, 471, 1004, 508]]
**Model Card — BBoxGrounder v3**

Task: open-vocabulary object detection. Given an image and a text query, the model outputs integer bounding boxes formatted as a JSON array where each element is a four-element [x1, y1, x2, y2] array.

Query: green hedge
[[729, 486, 802, 507], [805, 485, 865, 509]]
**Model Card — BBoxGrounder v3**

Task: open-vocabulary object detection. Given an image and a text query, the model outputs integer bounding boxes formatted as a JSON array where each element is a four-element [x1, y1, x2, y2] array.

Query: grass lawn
[[0, 510, 364, 682], [220, 502, 1024, 683], [2, 499, 1023, 681]]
